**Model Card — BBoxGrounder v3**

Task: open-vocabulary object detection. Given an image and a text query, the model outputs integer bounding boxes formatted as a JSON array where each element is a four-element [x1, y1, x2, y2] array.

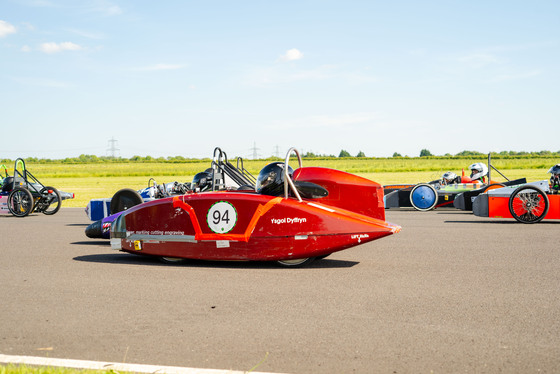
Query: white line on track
[[0, 354, 285, 374]]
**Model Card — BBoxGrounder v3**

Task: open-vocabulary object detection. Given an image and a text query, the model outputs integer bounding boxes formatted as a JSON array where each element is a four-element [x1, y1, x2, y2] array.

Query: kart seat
[[237, 185, 255, 191], [294, 181, 328, 199], [1, 177, 25, 192], [257, 180, 328, 199], [2, 177, 14, 192]]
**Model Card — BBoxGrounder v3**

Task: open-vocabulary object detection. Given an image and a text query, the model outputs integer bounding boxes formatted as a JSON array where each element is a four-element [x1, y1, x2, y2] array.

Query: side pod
[[294, 167, 385, 221]]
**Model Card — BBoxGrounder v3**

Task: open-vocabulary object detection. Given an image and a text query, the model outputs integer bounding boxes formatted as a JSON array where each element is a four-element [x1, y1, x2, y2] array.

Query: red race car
[[473, 164, 560, 223], [110, 148, 401, 266]]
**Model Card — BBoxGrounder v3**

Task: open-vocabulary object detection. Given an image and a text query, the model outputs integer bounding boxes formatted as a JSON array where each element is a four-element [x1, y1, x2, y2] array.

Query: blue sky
[[1, 0, 558, 159]]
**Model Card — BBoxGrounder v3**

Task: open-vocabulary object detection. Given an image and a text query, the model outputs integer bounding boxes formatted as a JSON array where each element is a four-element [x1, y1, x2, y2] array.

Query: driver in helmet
[[256, 162, 294, 196], [441, 171, 459, 185], [468, 162, 488, 183], [548, 164, 560, 193], [191, 169, 213, 192]]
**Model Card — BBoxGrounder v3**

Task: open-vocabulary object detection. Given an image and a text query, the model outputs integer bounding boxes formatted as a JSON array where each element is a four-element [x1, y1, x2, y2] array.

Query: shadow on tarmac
[[73, 253, 359, 269], [444, 219, 558, 225]]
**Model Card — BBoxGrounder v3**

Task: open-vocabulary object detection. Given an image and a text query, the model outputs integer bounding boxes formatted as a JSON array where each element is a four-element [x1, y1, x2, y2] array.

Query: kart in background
[[0, 158, 74, 217], [109, 148, 401, 267], [85, 178, 191, 222], [85, 147, 256, 239], [384, 154, 526, 211], [473, 180, 559, 223]]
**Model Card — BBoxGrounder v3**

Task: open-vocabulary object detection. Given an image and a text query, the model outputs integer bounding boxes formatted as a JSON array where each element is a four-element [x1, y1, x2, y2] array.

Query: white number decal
[[207, 201, 237, 234]]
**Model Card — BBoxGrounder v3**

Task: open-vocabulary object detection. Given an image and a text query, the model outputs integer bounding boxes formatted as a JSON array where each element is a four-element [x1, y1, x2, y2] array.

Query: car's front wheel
[[276, 257, 315, 267]]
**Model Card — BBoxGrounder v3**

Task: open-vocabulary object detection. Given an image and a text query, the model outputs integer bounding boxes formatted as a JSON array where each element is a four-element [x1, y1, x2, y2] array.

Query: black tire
[[159, 257, 187, 264], [40, 186, 62, 215], [110, 188, 143, 215], [409, 183, 438, 211], [276, 257, 315, 267], [7, 187, 34, 217], [508, 185, 549, 224]]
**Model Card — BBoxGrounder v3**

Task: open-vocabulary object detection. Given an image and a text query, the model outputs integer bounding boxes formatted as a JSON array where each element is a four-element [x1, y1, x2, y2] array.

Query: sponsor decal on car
[[270, 217, 307, 225]]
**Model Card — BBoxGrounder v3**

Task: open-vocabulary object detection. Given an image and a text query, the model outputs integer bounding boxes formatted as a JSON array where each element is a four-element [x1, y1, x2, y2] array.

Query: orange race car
[[473, 164, 560, 223]]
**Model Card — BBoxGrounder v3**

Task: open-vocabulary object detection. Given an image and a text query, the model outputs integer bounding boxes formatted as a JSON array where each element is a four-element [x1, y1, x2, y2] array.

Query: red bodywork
[[486, 193, 560, 219], [113, 167, 400, 261]]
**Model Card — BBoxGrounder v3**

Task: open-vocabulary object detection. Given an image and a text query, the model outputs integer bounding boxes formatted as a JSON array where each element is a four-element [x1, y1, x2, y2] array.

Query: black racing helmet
[[256, 162, 294, 196], [548, 164, 560, 191], [192, 169, 213, 192]]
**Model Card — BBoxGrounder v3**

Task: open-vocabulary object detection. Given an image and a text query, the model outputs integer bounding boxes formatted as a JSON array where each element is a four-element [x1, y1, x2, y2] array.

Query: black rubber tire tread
[[508, 185, 549, 224], [7, 187, 34, 217], [110, 188, 143, 215], [41, 186, 62, 215], [276, 257, 315, 267]]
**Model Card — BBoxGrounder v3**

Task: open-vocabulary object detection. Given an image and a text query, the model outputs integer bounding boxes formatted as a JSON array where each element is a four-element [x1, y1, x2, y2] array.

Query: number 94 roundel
[[207, 201, 238, 234]]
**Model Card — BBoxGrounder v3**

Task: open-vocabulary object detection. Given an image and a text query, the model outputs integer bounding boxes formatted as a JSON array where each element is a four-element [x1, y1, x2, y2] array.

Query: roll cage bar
[[284, 147, 303, 201], [207, 147, 304, 201], [10, 158, 47, 195], [487, 153, 510, 182], [210, 147, 257, 191]]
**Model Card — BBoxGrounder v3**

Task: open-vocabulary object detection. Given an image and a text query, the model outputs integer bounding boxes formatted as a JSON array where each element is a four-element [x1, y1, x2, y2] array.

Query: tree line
[[1, 149, 559, 165]]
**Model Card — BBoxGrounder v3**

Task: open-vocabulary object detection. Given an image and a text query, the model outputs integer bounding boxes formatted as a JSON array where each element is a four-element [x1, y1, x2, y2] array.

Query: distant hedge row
[[1, 150, 559, 165]]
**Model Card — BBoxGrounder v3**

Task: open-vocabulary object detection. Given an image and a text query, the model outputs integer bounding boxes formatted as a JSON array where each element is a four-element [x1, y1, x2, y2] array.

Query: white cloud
[[39, 41, 82, 53], [87, 1, 122, 16], [132, 64, 186, 71], [244, 64, 335, 86], [67, 28, 105, 40], [492, 70, 541, 82], [243, 64, 377, 87], [22, 22, 35, 31], [13, 76, 71, 88], [0, 20, 16, 38], [280, 48, 304, 61], [21, 45, 31, 52], [101, 5, 122, 16], [270, 112, 381, 130], [26, 0, 55, 6], [457, 53, 501, 68]]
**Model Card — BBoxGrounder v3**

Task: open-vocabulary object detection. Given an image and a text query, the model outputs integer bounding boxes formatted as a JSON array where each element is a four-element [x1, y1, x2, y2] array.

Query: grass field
[[5, 158, 554, 208], [0, 365, 114, 374]]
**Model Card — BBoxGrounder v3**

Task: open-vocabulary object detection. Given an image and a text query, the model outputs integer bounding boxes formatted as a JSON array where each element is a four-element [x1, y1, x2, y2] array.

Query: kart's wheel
[[110, 188, 143, 215], [276, 257, 315, 267], [480, 183, 506, 193], [409, 183, 438, 211], [509, 185, 549, 224], [7, 187, 34, 217], [159, 257, 186, 264], [40, 186, 62, 215]]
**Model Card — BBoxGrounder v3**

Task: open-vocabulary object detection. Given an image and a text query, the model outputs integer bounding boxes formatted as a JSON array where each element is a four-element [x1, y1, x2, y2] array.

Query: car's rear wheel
[[40, 186, 62, 215], [409, 183, 438, 211], [508, 185, 549, 223], [8, 187, 34, 217], [480, 183, 506, 193], [110, 188, 143, 214]]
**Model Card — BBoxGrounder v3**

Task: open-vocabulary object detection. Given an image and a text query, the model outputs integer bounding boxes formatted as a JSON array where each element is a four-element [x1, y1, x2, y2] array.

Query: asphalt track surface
[[1, 208, 559, 373]]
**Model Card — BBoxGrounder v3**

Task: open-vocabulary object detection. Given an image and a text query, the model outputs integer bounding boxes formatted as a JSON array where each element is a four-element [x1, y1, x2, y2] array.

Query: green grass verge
[[0, 364, 117, 374], [4, 159, 552, 208]]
